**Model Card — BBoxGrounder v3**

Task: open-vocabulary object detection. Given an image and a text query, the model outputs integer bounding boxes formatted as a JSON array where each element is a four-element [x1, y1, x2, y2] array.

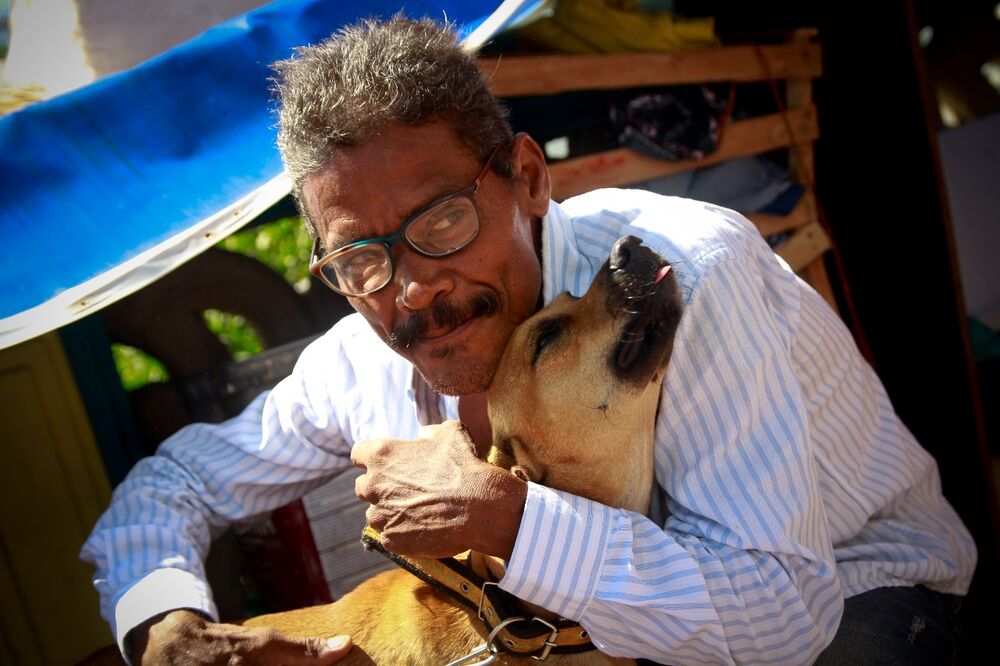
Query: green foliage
[[112, 343, 170, 391], [202, 309, 264, 361], [219, 216, 314, 294]]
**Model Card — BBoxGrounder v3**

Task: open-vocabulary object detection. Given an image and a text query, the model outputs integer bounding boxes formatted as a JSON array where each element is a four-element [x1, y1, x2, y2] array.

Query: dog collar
[[361, 525, 594, 660]]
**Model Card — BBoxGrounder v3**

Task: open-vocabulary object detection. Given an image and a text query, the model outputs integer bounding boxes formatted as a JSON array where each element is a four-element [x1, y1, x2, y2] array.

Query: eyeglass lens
[[317, 195, 480, 296]]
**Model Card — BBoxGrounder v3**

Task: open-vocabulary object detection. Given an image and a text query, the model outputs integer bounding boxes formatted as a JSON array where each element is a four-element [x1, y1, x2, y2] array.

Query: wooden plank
[[783, 29, 836, 311], [481, 42, 821, 97], [786, 31, 817, 185], [549, 105, 818, 200], [0, 334, 112, 665], [0, 542, 41, 665], [745, 193, 817, 236], [775, 221, 832, 273], [804, 259, 838, 311]]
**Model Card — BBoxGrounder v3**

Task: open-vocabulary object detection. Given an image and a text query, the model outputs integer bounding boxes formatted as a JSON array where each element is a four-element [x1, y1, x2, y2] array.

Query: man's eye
[[346, 247, 381, 267], [424, 210, 464, 236]]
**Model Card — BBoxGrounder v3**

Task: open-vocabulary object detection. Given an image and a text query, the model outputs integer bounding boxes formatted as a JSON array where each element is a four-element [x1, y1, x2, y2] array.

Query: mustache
[[388, 291, 502, 351]]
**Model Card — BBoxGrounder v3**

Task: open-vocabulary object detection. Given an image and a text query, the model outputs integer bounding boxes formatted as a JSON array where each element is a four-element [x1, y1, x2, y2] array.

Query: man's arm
[[125, 609, 351, 665], [80, 328, 358, 659]]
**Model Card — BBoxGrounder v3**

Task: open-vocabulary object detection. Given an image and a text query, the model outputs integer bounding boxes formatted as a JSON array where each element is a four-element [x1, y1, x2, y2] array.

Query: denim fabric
[[815, 585, 963, 666]]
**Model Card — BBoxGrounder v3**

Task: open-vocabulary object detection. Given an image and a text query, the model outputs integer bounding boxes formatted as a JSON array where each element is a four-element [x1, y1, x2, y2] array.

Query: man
[[82, 16, 976, 665]]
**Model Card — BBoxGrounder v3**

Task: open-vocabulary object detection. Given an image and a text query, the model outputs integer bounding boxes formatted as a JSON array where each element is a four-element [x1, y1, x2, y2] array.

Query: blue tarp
[[0, 0, 534, 349]]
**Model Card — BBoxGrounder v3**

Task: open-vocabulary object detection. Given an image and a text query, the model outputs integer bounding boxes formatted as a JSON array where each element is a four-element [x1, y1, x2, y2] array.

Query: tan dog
[[246, 234, 684, 664]]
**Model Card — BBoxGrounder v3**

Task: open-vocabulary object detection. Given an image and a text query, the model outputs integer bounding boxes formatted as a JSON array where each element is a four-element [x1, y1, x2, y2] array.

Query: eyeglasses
[[309, 144, 502, 297]]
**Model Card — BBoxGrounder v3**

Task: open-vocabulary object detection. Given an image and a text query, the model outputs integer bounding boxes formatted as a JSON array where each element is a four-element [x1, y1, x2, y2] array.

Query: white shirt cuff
[[113, 567, 218, 662]]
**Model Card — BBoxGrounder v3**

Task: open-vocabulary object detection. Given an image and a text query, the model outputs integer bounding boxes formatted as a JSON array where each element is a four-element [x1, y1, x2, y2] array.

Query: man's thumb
[[319, 635, 352, 662]]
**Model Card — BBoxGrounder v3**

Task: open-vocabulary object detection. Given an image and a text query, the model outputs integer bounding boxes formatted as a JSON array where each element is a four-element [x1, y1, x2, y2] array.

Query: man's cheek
[[350, 296, 393, 341]]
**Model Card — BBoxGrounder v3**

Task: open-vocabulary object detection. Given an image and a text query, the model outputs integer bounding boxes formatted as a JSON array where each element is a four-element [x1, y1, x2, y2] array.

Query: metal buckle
[[529, 616, 559, 661], [481, 615, 561, 662], [477, 580, 500, 621], [475, 581, 562, 662]]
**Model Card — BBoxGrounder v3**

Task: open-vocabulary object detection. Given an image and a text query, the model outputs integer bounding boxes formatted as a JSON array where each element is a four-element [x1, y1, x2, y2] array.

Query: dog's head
[[487, 235, 683, 514]]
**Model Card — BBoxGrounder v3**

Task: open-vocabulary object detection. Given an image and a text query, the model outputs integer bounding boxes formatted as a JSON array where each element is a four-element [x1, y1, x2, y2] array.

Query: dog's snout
[[610, 235, 643, 272], [610, 245, 630, 271]]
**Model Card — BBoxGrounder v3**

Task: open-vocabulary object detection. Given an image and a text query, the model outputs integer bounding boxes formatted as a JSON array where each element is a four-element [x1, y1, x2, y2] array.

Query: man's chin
[[391, 314, 508, 395], [414, 354, 495, 397]]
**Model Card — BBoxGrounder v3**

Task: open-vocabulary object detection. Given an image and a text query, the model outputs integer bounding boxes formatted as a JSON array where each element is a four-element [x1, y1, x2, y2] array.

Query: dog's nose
[[610, 235, 643, 272]]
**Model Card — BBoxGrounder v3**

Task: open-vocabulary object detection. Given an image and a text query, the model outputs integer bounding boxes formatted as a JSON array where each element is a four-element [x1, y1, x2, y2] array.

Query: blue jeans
[[815, 585, 963, 665], [636, 585, 962, 665]]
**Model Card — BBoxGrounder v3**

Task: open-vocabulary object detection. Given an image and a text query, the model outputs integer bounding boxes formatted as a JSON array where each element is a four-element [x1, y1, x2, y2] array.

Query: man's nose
[[394, 251, 455, 311]]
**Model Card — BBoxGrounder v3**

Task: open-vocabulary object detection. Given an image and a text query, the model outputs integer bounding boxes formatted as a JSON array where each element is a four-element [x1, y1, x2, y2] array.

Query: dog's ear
[[488, 441, 539, 482], [511, 465, 532, 482], [486, 444, 514, 470]]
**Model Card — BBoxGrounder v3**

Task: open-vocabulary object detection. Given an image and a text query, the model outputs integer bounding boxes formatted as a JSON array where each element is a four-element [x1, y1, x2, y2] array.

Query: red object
[[237, 499, 332, 612]]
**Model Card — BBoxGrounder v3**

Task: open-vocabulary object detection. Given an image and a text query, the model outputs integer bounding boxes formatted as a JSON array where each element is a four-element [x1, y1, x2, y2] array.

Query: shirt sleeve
[[500, 255, 843, 664], [79, 329, 357, 656]]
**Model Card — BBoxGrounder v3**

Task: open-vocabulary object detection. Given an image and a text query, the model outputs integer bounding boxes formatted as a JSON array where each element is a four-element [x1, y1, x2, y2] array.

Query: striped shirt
[[81, 189, 975, 663]]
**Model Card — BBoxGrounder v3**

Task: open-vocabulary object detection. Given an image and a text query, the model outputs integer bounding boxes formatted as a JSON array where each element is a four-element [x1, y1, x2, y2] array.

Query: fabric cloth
[[814, 585, 963, 665], [80, 189, 976, 664], [634, 155, 798, 215], [610, 85, 730, 161]]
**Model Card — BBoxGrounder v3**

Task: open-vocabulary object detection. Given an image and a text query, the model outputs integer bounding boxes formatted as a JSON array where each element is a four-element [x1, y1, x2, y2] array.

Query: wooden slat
[[784, 28, 835, 310], [775, 221, 831, 273], [804, 259, 838, 311], [549, 105, 818, 200], [785, 29, 817, 185], [481, 42, 821, 97], [745, 193, 817, 237]]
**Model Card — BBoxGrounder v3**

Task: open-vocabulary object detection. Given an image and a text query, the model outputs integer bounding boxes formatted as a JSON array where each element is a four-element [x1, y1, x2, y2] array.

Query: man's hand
[[351, 420, 527, 559], [130, 609, 352, 665]]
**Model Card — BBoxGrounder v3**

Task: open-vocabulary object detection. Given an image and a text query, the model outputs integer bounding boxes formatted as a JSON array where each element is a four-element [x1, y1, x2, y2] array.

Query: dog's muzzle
[[604, 235, 683, 386]]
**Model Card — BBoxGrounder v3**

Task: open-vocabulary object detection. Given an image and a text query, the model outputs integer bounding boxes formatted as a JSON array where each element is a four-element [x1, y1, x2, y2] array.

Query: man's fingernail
[[326, 635, 349, 650]]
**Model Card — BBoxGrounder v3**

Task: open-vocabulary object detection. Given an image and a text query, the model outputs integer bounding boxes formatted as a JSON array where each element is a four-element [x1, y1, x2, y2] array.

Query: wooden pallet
[[481, 28, 837, 309]]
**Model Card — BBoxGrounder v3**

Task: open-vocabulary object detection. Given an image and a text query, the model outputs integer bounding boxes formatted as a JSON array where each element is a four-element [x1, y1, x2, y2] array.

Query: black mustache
[[388, 291, 502, 350]]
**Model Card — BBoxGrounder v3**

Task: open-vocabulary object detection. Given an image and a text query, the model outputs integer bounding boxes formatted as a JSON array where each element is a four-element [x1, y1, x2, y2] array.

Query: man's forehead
[[304, 139, 482, 245]]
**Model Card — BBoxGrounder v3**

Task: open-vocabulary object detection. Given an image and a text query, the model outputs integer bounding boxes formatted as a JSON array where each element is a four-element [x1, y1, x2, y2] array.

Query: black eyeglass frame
[[308, 143, 503, 297]]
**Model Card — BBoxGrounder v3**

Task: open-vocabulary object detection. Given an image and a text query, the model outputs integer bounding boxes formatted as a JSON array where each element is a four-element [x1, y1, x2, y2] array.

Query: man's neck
[[458, 392, 492, 458]]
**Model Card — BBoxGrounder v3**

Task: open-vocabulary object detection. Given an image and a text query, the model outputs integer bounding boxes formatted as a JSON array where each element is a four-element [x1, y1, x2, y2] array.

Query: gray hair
[[272, 15, 514, 235]]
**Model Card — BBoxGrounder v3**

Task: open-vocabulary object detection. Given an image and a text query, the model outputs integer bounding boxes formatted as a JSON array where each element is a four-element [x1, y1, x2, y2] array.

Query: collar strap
[[361, 526, 594, 659]]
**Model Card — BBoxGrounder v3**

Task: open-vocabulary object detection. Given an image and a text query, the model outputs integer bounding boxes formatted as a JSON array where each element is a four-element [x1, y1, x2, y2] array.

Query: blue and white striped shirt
[[81, 189, 975, 664]]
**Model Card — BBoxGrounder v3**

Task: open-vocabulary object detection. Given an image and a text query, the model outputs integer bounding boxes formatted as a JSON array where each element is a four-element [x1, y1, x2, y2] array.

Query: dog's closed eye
[[532, 316, 566, 366]]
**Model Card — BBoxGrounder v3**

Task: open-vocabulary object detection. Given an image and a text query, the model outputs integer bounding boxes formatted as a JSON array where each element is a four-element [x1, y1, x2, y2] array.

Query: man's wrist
[[124, 611, 167, 663], [113, 567, 218, 656], [472, 467, 528, 559], [125, 608, 210, 664]]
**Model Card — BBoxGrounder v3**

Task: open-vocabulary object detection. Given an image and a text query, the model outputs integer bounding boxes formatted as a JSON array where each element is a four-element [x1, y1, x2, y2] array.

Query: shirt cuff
[[499, 482, 614, 620], [114, 567, 219, 662]]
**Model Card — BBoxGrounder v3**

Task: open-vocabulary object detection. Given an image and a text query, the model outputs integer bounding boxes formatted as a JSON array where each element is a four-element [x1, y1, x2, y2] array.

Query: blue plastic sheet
[[0, 0, 533, 348]]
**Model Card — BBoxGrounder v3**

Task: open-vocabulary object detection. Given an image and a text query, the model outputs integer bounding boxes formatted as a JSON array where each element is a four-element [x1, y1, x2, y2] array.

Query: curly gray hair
[[272, 15, 514, 235]]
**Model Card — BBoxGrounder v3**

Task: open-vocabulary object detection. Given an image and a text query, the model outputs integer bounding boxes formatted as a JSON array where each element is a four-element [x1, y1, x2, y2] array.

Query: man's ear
[[509, 132, 551, 218]]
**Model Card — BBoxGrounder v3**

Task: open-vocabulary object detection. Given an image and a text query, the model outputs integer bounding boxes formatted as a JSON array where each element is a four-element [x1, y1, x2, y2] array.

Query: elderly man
[[82, 16, 975, 665]]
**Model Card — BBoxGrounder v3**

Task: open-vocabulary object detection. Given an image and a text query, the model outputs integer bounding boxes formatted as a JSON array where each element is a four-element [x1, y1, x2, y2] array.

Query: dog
[[242, 235, 684, 664]]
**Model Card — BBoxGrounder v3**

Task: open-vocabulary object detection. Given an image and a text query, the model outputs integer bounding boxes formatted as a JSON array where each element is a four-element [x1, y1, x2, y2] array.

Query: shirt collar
[[539, 198, 584, 306]]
